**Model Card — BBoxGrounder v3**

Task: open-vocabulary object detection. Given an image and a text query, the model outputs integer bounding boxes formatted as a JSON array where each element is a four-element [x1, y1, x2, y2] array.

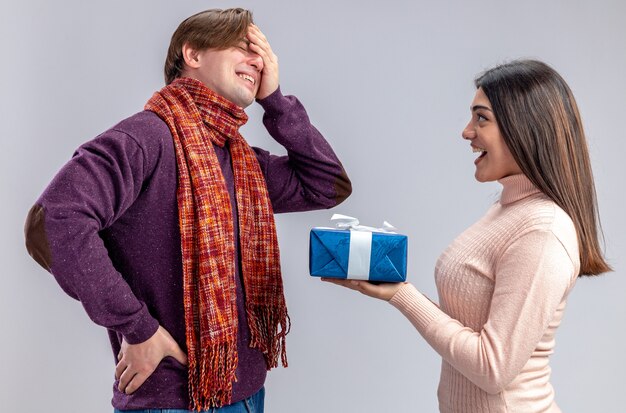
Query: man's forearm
[[255, 87, 352, 212], [25, 130, 160, 343]]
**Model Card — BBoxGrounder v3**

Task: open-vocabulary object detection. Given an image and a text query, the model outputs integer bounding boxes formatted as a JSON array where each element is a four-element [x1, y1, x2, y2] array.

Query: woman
[[324, 60, 611, 412]]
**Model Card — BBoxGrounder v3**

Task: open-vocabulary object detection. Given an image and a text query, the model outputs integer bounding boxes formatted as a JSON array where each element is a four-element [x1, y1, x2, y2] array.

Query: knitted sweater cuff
[[389, 283, 442, 332], [122, 309, 160, 345], [255, 86, 285, 114]]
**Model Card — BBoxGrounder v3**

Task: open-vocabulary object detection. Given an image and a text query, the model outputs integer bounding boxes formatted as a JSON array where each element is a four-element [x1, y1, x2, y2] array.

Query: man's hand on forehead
[[247, 24, 279, 100]]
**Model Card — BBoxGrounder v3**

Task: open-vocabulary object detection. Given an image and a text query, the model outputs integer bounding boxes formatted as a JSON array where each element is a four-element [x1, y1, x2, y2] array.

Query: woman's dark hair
[[476, 59, 611, 276]]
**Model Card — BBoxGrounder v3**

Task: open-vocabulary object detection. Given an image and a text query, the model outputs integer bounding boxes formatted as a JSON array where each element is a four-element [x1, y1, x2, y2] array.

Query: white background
[[2, 1, 625, 412]]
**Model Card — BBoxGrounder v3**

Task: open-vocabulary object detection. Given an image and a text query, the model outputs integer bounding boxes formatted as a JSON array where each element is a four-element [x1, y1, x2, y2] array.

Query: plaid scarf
[[145, 77, 289, 410]]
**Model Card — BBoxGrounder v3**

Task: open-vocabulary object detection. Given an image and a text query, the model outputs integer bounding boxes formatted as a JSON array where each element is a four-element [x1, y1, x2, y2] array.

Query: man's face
[[192, 40, 263, 108]]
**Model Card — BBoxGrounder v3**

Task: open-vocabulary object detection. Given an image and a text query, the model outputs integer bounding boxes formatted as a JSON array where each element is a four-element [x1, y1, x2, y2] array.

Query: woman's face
[[462, 88, 523, 182]]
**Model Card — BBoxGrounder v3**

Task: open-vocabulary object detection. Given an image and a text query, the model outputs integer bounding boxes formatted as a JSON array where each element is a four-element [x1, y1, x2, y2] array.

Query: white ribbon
[[347, 231, 371, 280], [330, 213, 397, 233]]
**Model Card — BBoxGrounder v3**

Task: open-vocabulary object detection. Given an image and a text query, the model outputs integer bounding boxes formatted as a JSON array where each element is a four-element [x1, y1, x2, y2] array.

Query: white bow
[[330, 214, 397, 233]]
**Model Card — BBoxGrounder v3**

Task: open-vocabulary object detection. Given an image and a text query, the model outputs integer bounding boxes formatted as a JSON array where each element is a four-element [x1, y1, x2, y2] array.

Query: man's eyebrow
[[471, 105, 493, 112]]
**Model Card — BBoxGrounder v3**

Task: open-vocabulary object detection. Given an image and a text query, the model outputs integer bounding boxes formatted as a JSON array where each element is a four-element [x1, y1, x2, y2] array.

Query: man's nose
[[249, 53, 263, 72]]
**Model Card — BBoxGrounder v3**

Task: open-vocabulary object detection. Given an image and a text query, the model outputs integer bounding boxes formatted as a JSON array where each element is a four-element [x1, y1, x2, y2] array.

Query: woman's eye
[[477, 114, 487, 122]]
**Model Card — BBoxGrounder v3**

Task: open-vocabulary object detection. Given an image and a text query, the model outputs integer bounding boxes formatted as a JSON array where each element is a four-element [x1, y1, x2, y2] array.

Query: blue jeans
[[114, 387, 264, 413]]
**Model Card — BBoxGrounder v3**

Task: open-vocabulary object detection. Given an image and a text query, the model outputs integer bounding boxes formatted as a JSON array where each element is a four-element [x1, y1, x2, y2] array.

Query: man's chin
[[240, 96, 255, 108], [230, 91, 255, 108]]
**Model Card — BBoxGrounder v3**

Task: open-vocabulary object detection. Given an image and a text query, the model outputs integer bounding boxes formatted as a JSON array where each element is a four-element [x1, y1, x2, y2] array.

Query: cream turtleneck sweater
[[390, 174, 580, 412]]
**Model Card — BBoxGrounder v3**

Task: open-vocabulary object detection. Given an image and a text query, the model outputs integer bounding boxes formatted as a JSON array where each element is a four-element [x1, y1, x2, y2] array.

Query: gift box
[[309, 215, 408, 282]]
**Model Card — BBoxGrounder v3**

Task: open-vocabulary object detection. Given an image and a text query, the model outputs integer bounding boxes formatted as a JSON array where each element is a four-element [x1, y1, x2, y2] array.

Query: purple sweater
[[25, 88, 351, 410]]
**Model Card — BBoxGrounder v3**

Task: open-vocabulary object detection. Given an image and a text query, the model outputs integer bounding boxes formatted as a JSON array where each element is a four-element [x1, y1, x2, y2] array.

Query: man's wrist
[[122, 312, 160, 345], [256, 86, 284, 111]]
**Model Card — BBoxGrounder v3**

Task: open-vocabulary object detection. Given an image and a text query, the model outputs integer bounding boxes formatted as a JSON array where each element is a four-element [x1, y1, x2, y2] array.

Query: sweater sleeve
[[389, 229, 575, 394], [24, 129, 160, 344], [254, 87, 352, 213]]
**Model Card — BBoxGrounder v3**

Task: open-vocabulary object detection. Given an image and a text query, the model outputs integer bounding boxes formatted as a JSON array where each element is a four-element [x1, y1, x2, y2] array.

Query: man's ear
[[182, 43, 201, 69]]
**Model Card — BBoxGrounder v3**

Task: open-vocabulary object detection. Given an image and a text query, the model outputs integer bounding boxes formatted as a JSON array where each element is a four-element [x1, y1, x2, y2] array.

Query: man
[[24, 8, 351, 413]]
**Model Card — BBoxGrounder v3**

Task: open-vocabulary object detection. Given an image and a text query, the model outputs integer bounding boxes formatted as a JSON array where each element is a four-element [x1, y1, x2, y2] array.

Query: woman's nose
[[462, 121, 475, 140]]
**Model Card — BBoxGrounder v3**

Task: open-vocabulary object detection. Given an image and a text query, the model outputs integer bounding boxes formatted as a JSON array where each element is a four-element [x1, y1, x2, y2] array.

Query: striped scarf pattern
[[145, 77, 289, 410]]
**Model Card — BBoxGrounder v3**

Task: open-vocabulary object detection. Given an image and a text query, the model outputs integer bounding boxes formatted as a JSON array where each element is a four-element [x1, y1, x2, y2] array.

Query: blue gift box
[[309, 228, 408, 282]]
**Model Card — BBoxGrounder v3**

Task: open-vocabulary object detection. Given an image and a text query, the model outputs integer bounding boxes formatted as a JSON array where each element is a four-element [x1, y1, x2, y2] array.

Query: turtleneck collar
[[498, 174, 541, 205]]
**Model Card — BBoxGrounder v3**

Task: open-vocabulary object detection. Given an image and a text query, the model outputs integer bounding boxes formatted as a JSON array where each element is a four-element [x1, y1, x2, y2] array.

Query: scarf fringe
[[247, 304, 291, 369], [188, 340, 238, 411]]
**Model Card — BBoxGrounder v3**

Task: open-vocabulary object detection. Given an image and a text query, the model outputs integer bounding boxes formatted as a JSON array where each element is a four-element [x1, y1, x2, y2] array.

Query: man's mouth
[[237, 73, 256, 85]]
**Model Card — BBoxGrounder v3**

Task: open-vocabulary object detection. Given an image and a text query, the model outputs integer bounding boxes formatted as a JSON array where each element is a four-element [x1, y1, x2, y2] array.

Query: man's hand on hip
[[248, 24, 279, 100], [115, 325, 188, 394]]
